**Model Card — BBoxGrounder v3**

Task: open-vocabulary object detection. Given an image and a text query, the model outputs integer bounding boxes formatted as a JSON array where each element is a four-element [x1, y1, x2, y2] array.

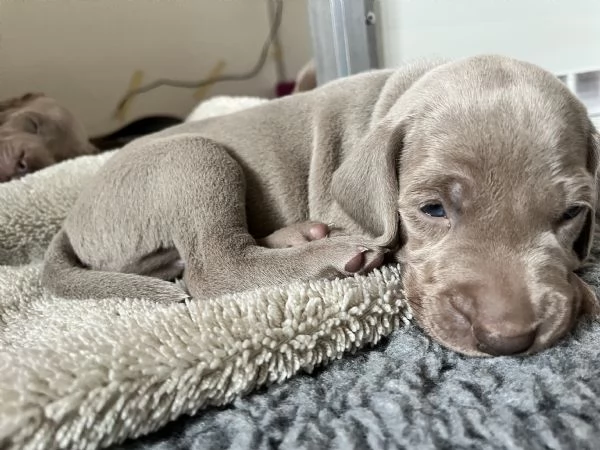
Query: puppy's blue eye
[[420, 203, 447, 218], [562, 206, 584, 221]]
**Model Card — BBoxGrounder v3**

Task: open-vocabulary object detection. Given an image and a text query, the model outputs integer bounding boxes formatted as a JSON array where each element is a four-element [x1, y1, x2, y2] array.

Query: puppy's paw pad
[[344, 250, 366, 273], [364, 250, 385, 272], [308, 223, 329, 240], [323, 237, 386, 275], [346, 247, 385, 274]]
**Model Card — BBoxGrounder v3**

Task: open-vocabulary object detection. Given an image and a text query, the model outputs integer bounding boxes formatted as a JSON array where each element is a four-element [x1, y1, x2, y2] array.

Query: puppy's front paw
[[344, 246, 385, 273], [312, 236, 386, 277]]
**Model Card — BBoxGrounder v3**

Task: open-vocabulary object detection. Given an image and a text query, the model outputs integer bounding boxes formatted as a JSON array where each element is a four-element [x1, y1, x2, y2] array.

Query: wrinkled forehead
[[394, 57, 597, 216], [399, 105, 593, 211], [403, 56, 591, 145], [403, 81, 591, 175]]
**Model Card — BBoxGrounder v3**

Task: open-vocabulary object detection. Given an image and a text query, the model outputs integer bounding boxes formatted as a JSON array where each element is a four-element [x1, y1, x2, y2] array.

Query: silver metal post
[[307, 0, 379, 86]]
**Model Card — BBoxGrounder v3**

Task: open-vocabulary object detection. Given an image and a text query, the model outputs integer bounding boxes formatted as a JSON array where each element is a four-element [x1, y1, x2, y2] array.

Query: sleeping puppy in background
[[43, 55, 600, 357], [0, 93, 96, 182]]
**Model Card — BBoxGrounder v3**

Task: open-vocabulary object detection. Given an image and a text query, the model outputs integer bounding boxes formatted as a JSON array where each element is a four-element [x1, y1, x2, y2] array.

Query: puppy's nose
[[473, 324, 536, 356], [473, 325, 536, 356]]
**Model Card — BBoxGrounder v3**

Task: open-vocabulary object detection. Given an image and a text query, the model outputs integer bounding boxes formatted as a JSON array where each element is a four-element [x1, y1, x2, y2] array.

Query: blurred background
[[0, 0, 312, 136], [1, 0, 599, 137]]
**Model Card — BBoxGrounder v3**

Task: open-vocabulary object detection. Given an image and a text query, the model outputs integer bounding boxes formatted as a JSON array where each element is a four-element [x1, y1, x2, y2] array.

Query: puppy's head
[[332, 55, 598, 356], [0, 93, 95, 182], [395, 56, 599, 356]]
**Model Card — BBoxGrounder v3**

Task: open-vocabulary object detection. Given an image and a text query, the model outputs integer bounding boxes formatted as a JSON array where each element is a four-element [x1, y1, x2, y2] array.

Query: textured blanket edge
[[0, 265, 409, 449]]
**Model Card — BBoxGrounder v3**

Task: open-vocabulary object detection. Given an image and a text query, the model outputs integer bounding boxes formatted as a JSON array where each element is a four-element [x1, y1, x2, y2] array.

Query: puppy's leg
[[257, 221, 330, 248], [166, 139, 385, 299], [186, 234, 385, 298]]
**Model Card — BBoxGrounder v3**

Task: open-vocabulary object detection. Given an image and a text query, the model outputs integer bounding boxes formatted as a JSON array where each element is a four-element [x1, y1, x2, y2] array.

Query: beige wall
[[0, 0, 312, 136]]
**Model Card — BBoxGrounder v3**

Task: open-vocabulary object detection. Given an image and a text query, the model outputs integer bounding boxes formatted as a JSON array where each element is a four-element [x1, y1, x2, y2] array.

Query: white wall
[[0, 0, 312, 136], [376, 0, 600, 75]]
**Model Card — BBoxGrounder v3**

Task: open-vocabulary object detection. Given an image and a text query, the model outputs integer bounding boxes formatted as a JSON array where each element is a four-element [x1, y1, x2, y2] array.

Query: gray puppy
[[42, 55, 599, 356], [0, 93, 96, 182]]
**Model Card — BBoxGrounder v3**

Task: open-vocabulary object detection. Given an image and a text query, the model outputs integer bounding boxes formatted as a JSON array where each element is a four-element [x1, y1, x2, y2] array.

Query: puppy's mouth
[[407, 295, 490, 357]]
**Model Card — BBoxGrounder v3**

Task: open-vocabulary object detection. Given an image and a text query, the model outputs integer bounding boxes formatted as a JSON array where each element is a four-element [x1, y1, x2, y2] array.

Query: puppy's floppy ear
[[576, 126, 600, 261], [575, 210, 594, 261], [572, 272, 599, 316], [331, 117, 405, 247]]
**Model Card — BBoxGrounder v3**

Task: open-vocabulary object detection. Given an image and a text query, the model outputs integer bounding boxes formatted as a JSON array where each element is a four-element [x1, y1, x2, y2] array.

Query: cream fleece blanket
[[0, 97, 410, 450]]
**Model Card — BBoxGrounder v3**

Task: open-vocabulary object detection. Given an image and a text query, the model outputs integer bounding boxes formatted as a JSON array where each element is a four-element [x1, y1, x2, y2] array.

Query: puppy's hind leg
[[164, 138, 385, 299]]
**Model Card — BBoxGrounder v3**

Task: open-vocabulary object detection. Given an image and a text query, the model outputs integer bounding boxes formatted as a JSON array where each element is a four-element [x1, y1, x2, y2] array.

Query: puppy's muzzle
[[447, 277, 540, 356]]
